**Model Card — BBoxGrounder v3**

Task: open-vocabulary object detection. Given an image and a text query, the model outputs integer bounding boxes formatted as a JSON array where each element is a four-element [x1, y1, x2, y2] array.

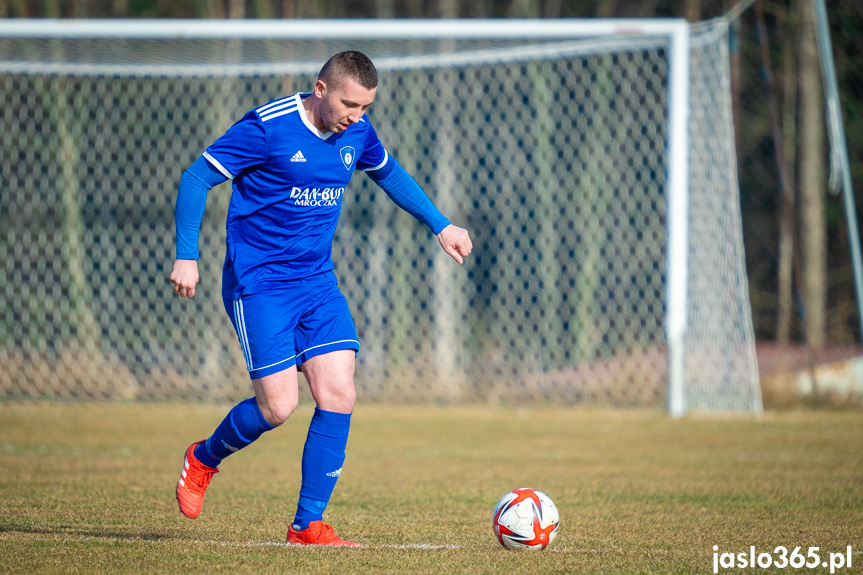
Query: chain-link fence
[[0, 21, 759, 410]]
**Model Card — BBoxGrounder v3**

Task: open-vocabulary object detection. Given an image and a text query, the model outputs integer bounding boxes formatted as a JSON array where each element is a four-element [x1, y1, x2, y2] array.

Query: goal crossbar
[[0, 18, 688, 40]]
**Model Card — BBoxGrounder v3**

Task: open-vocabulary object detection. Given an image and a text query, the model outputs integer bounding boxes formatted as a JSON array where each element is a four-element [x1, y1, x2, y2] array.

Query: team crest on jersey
[[340, 146, 355, 171]]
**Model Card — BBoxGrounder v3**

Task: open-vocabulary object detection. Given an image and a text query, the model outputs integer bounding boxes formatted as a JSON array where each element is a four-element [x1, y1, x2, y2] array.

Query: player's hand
[[437, 224, 473, 265], [170, 259, 200, 298]]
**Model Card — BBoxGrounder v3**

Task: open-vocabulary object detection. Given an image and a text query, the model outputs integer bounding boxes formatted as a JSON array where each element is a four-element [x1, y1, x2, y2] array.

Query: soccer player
[[170, 51, 472, 546]]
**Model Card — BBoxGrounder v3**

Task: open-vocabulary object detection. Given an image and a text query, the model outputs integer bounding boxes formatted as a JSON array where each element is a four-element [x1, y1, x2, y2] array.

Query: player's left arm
[[365, 156, 472, 265]]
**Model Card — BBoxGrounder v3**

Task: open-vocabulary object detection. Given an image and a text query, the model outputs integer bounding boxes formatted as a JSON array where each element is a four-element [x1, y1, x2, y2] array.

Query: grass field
[[0, 402, 860, 574]]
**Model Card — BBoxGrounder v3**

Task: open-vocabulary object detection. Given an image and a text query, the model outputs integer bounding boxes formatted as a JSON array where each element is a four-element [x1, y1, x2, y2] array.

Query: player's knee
[[340, 385, 356, 411], [327, 383, 356, 413], [259, 396, 298, 427]]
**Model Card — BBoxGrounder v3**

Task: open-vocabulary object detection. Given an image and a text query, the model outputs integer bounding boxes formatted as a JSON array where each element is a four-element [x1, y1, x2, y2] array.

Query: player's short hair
[[318, 51, 378, 90]]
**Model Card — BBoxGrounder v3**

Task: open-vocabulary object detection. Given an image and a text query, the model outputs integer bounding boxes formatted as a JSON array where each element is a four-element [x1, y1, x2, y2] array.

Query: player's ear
[[314, 79, 327, 98]]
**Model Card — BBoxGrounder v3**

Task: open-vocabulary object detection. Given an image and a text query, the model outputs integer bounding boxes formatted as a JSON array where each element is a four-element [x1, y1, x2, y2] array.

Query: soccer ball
[[492, 488, 560, 550]]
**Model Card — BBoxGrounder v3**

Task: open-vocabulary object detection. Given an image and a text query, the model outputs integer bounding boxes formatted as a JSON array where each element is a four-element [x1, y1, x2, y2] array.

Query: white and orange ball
[[492, 488, 560, 550]]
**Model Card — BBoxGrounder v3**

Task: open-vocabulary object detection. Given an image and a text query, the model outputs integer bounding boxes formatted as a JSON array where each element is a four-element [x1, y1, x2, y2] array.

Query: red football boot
[[287, 521, 358, 547], [176, 440, 218, 519]]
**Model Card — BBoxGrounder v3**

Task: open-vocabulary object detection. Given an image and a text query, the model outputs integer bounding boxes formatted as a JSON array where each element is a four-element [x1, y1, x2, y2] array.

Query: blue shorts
[[223, 273, 359, 379]]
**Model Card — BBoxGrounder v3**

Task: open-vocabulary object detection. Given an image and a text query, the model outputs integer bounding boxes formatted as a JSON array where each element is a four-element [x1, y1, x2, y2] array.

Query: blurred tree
[[112, 0, 128, 16], [754, 0, 799, 345], [375, 0, 394, 18], [543, 0, 562, 17], [508, 0, 538, 18], [594, 0, 614, 18], [252, 0, 273, 17], [686, 0, 701, 21], [777, 0, 799, 343], [228, 0, 244, 18], [798, 0, 827, 347]]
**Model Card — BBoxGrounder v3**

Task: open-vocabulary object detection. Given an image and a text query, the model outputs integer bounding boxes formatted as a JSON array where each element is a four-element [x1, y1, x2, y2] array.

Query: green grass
[[0, 402, 860, 574]]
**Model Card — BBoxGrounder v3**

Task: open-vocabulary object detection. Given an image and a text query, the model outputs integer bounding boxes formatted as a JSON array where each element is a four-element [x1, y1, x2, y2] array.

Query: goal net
[[0, 19, 761, 414]]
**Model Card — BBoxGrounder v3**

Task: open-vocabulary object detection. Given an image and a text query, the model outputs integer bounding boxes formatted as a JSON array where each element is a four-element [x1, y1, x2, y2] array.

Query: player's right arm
[[170, 110, 267, 298], [170, 156, 229, 298]]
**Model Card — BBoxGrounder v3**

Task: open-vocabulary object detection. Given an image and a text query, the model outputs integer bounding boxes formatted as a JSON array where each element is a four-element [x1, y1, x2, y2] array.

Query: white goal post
[[0, 18, 762, 415]]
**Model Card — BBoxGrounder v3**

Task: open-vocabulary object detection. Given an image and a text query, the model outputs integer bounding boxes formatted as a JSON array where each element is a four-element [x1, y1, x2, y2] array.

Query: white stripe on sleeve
[[363, 149, 389, 172], [203, 151, 234, 179]]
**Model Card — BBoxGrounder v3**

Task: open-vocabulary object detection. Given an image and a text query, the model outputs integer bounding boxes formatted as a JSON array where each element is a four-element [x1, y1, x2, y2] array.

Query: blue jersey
[[203, 92, 389, 298]]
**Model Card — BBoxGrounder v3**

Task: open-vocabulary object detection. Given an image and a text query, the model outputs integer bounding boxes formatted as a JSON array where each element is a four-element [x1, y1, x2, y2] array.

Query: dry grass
[[0, 402, 860, 574]]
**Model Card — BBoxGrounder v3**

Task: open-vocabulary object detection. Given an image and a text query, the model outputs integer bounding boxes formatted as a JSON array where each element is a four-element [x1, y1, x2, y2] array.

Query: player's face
[[315, 77, 377, 133]]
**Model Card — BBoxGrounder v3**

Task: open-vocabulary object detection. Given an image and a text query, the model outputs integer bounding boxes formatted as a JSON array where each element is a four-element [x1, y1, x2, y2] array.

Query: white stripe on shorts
[[234, 299, 253, 371], [249, 339, 359, 374], [296, 339, 360, 360]]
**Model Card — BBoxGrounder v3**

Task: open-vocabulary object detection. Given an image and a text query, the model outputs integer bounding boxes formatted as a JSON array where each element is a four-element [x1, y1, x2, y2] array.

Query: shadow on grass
[[0, 523, 174, 542]]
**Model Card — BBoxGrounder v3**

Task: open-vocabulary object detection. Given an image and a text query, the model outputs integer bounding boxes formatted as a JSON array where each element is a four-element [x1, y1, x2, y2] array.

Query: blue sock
[[194, 397, 274, 468], [293, 408, 351, 530]]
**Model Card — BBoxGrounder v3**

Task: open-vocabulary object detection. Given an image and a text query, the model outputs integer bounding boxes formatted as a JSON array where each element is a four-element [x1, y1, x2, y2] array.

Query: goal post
[[665, 24, 692, 418], [0, 18, 761, 414]]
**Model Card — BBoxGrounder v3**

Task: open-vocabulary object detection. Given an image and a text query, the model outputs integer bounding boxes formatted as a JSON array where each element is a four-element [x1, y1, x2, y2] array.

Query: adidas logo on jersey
[[326, 468, 342, 478], [290, 150, 307, 162]]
